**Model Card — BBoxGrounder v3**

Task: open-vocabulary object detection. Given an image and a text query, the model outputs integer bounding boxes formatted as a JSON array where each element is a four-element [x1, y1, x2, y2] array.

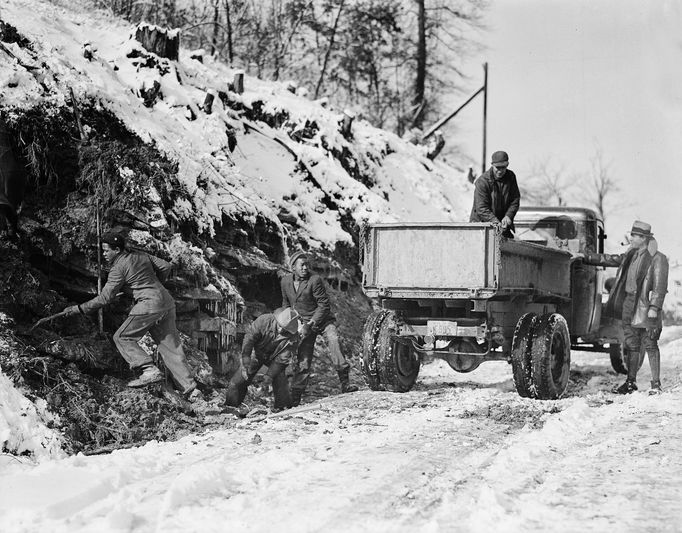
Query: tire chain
[[360, 309, 390, 390], [530, 313, 571, 400], [510, 312, 537, 398]]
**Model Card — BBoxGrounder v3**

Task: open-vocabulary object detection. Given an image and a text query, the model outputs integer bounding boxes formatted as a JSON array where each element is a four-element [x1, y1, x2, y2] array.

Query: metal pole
[[422, 86, 484, 141], [482, 62, 488, 174]]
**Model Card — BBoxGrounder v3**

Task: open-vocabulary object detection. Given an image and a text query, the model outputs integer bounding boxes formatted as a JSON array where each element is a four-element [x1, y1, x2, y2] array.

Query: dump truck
[[360, 206, 621, 400]]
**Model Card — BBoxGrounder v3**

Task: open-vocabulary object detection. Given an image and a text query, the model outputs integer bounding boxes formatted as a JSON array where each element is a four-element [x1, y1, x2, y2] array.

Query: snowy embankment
[[0, 313, 63, 460], [2, 329, 682, 533], [0, 370, 63, 461], [0, 0, 473, 252]]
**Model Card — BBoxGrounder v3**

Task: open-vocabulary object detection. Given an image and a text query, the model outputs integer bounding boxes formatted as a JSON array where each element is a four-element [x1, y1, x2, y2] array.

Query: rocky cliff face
[[0, 0, 471, 455]]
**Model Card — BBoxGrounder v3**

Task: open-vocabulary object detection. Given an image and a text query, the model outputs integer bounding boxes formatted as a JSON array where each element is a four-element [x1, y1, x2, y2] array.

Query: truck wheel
[[608, 343, 627, 375], [511, 313, 538, 398], [360, 310, 390, 390], [377, 311, 420, 392], [530, 313, 571, 400]]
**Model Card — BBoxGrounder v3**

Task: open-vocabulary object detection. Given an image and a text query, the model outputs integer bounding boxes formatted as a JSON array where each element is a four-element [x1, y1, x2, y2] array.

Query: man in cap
[[224, 307, 300, 412], [62, 232, 200, 399], [582, 221, 669, 393], [281, 251, 358, 406], [469, 150, 521, 238]]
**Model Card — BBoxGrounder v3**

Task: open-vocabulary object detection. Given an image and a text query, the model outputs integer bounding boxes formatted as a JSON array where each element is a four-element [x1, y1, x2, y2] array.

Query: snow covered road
[[2, 329, 682, 533]]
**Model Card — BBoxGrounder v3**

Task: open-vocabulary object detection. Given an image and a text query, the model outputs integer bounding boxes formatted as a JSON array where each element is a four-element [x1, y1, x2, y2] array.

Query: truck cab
[[514, 207, 608, 343]]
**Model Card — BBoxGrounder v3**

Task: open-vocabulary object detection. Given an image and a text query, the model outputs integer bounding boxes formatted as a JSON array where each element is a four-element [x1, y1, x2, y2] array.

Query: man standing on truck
[[61, 232, 201, 400], [281, 251, 358, 406], [581, 221, 669, 394], [469, 150, 521, 238]]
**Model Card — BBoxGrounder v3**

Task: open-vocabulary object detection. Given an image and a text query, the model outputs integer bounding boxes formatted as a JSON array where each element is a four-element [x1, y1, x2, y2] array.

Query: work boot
[[612, 379, 637, 394], [128, 365, 163, 388], [338, 368, 358, 393], [291, 389, 303, 407], [222, 403, 251, 418], [649, 380, 662, 395], [184, 388, 203, 402]]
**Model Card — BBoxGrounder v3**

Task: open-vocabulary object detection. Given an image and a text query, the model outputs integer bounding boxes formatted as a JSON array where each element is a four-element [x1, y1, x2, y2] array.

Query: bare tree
[[582, 145, 618, 223], [522, 157, 574, 207]]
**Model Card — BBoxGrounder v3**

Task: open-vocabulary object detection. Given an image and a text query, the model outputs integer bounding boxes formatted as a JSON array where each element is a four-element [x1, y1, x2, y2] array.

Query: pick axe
[[30, 310, 70, 331]]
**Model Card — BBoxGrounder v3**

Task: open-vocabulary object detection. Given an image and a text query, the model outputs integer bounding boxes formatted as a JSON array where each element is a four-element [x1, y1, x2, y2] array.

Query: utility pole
[[482, 62, 488, 174]]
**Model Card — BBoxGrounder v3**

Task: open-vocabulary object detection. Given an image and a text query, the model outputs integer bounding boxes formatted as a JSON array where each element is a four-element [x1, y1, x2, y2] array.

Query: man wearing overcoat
[[582, 221, 668, 393]]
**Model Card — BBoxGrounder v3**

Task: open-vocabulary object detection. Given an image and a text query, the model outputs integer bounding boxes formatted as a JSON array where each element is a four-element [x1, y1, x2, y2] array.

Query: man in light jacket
[[582, 221, 668, 393], [63, 232, 199, 398]]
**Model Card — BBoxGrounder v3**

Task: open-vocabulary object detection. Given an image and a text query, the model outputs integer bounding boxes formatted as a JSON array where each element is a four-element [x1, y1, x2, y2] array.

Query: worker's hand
[[259, 374, 273, 395], [63, 305, 81, 317], [648, 308, 658, 319], [300, 322, 313, 338], [501, 216, 512, 229]]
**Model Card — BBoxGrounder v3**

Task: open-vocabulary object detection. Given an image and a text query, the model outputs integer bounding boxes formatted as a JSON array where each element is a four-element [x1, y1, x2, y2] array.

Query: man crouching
[[224, 307, 300, 414]]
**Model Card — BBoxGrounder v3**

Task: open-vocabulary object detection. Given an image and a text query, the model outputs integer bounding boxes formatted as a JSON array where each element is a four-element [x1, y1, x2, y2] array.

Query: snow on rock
[[1, 0, 474, 251], [0, 370, 64, 460], [0, 315, 63, 460]]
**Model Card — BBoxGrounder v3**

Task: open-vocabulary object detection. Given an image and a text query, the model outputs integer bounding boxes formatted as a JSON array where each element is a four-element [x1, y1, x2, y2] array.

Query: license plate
[[427, 320, 458, 336]]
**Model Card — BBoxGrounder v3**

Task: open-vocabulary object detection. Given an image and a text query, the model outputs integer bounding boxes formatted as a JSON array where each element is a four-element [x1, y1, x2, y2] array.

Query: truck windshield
[[515, 214, 597, 253]]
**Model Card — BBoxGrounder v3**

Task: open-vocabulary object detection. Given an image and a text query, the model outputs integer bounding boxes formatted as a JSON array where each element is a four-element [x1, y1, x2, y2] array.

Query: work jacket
[[584, 245, 653, 321], [632, 240, 668, 328], [280, 273, 334, 330], [241, 313, 297, 369], [80, 251, 175, 315], [469, 168, 521, 231]]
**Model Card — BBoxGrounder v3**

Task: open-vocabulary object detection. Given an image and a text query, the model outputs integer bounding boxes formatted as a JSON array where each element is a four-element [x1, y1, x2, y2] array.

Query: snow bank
[[1, 0, 474, 252], [0, 370, 63, 460], [0, 313, 63, 460]]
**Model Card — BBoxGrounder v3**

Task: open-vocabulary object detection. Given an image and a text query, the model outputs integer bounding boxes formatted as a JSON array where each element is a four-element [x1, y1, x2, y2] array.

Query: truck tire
[[360, 310, 390, 390], [608, 343, 627, 375], [377, 311, 419, 392], [529, 313, 571, 400], [511, 313, 537, 398]]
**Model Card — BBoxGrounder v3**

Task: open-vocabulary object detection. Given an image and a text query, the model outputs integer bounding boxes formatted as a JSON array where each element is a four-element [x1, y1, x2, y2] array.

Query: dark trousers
[[291, 322, 349, 394], [622, 294, 661, 381], [225, 361, 291, 409]]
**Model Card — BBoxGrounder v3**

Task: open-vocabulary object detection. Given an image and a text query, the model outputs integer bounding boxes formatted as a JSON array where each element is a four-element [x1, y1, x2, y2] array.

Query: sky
[[454, 0, 682, 260]]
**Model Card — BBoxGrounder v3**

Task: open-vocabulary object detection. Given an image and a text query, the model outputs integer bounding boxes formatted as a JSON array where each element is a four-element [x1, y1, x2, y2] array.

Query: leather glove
[[63, 305, 81, 317], [501, 216, 512, 229]]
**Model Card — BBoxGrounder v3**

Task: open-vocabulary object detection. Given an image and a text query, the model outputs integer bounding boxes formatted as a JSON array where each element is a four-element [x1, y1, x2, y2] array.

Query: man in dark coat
[[63, 232, 199, 398], [582, 221, 668, 393], [281, 251, 358, 406], [224, 307, 300, 413], [469, 150, 521, 238]]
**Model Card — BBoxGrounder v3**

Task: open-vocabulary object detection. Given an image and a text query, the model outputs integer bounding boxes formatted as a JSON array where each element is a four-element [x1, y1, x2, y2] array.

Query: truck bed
[[362, 223, 571, 300]]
